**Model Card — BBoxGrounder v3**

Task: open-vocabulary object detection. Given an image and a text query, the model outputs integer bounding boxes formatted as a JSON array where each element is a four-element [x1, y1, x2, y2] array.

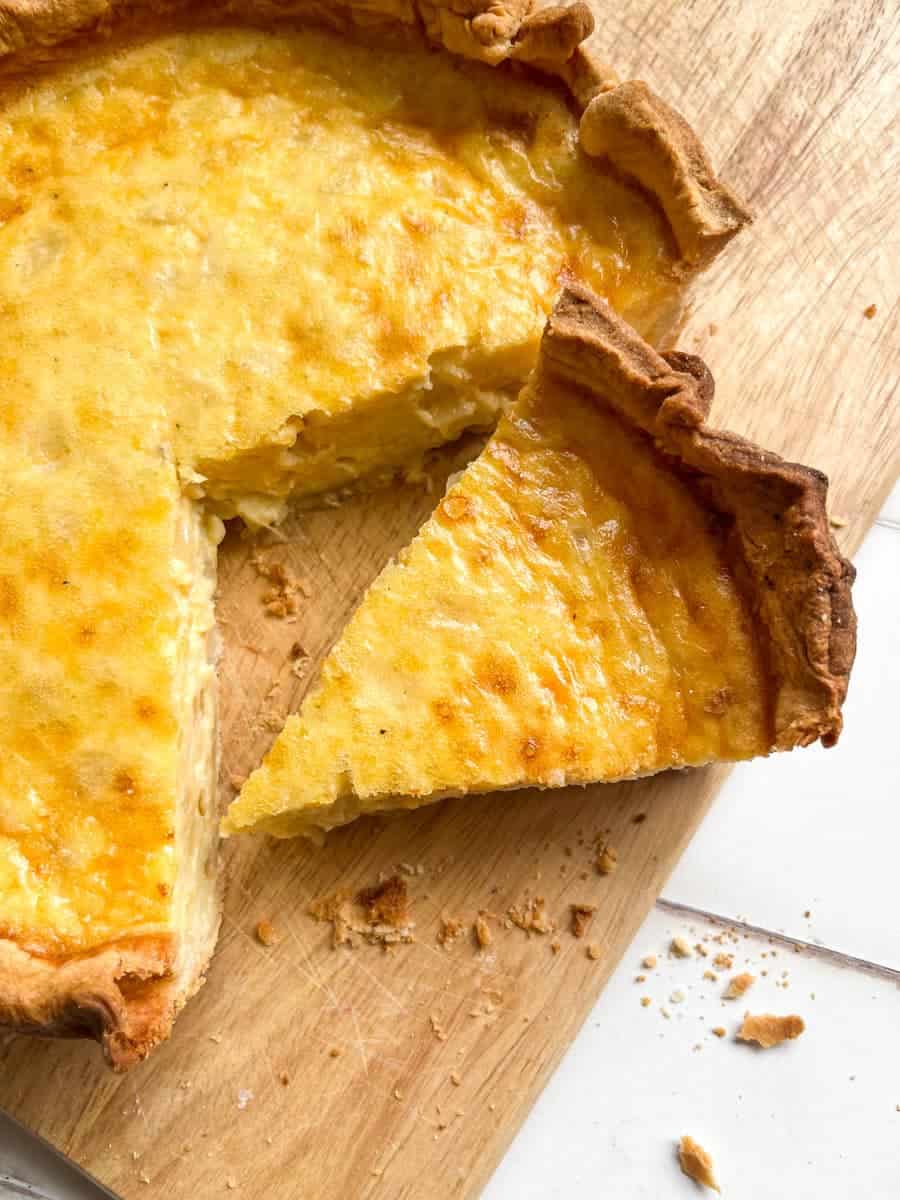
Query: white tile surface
[[662, 510, 900, 968], [485, 907, 900, 1199], [877, 479, 900, 526]]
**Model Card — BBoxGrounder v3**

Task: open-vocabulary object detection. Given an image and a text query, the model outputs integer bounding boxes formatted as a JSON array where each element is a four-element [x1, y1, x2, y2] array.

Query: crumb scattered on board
[[586, 942, 601, 961], [737, 1012, 805, 1048], [678, 1135, 720, 1192], [250, 551, 310, 618], [670, 936, 692, 958], [508, 896, 555, 935], [308, 875, 414, 948], [641, 954, 657, 969], [437, 916, 465, 947], [569, 903, 596, 938], [254, 918, 280, 947], [863, 303, 877, 319], [474, 913, 492, 949], [712, 1026, 726, 1038], [829, 514, 849, 529], [723, 972, 755, 1000], [595, 841, 618, 875]]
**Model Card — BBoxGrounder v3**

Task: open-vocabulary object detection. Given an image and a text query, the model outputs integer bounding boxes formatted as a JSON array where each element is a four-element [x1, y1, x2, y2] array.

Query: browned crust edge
[[0, 934, 178, 1070], [541, 283, 856, 750], [0, 0, 749, 272]]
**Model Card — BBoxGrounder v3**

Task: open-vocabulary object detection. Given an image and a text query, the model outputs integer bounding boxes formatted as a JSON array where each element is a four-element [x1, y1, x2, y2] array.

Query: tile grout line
[[654, 897, 900, 984]]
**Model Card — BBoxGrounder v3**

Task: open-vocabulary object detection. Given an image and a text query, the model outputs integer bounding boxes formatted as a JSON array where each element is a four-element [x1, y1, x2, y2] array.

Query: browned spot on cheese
[[0, 197, 27, 224], [375, 316, 423, 361], [77, 624, 97, 645], [433, 699, 455, 723], [477, 654, 517, 695], [113, 770, 138, 797], [0, 576, 19, 621], [135, 697, 159, 723], [521, 736, 540, 761], [441, 494, 471, 522]]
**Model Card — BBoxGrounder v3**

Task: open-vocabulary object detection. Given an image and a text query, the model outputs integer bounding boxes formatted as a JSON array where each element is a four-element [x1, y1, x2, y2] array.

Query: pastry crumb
[[641, 954, 657, 969], [328, 1046, 343, 1058], [450, 1071, 462, 1086], [254, 918, 280, 947], [586, 942, 602, 961], [437, 916, 465, 947], [569, 902, 596, 938], [737, 1012, 805, 1048], [473, 912, 493, 949], [724, 972, 755, 1000], [595, 842, 618, 875], [670, 936, 692, 958], [430, 1014, 449, 1042], [829, 514, 849, 529], [641, 996, 652, 1008], [670, 989, 685, 1004], [310, 876, 414, 948], [712, 1026, 727, 1038], [357, 875, 409, 926], [703, 970, 719, 982], [712, 952, 733, 969], [508, 896, 555, 935], [863, 303, 877, 319], [393, 1087, 404, 1101], [678, 1135, 719, 1191], [250, 551, 309, 618], [550, 938, 561, 955]]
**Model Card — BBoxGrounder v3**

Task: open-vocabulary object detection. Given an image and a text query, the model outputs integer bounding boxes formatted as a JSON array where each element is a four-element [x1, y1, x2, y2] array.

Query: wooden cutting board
[[2, 2, 898, 1196]]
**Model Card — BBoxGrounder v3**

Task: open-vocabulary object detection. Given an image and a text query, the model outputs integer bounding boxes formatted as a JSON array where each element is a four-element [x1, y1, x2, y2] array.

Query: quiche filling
[[1, 25, 680, 526], [224, 349, 772, 842]]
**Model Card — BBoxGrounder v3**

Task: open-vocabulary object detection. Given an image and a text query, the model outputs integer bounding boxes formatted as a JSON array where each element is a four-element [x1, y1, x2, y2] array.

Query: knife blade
[[0, 1110, 119, 1200]]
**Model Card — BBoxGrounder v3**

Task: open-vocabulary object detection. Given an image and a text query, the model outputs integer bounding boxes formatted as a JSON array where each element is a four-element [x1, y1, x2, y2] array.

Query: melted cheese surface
[[1, 25, 677, 506], [0, 23, 680, 953], [227, 375, 772, 840]]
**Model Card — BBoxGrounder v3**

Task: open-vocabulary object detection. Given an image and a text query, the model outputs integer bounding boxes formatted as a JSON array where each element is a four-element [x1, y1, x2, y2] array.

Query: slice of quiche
[[224, 284, 856, 841], [0, 0, 751, 1066]]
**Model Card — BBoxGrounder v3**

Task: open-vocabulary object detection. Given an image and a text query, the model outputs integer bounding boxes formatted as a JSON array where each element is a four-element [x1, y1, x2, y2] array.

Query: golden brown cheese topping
[[1, 25, 677, 516], [224, 372, 772, 841], [0, 23, 681, 955], [0, 388, 184, 955]]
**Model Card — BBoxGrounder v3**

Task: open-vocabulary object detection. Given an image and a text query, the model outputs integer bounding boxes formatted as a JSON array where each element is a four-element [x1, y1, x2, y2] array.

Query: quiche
[[224, 284, 856, 842], [0, 0, 751, 1066]]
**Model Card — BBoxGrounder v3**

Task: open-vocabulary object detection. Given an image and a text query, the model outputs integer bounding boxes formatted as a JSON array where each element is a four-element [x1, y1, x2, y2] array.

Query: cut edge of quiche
[[0, 0, 754, 1068], [223, 282, 856, 842]]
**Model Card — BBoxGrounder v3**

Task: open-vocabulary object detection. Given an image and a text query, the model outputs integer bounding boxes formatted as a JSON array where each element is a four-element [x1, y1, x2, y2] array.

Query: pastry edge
[[542, 282, 856, 750], [0, 0, 749, 273], [0, 925, 219, 1070]]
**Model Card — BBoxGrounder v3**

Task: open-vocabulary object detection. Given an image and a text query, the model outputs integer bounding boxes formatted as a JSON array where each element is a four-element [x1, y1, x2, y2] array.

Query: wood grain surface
[[2, 3, 898, 1197]]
